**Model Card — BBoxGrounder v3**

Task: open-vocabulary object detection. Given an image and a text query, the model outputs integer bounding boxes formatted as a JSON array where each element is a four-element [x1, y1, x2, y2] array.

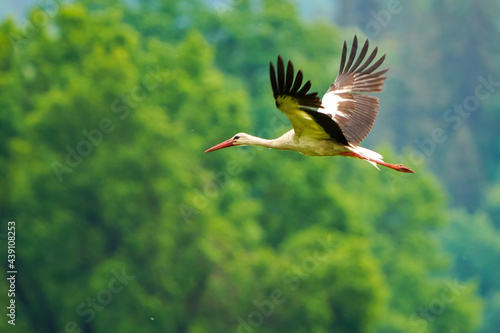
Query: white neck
[[242, 131, 296, 151]]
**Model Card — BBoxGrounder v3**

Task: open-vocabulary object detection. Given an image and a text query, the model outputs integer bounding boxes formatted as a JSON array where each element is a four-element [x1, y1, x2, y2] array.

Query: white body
[[233, 130, 383, 169]]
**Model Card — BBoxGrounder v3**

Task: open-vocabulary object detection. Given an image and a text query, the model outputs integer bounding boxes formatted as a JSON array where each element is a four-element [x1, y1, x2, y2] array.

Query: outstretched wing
[[321, 36, 388, 145], [269, 55, 348, 145]]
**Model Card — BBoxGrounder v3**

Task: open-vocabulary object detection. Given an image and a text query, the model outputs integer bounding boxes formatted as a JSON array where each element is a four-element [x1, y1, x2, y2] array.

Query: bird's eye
[[234, 135, 240, 140]]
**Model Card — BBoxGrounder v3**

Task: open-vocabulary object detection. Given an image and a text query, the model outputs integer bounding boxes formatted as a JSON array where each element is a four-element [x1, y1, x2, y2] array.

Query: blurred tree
[[123, 0, 342, 136], [0, 3, 251, 332], [439, 210, 500, 333]]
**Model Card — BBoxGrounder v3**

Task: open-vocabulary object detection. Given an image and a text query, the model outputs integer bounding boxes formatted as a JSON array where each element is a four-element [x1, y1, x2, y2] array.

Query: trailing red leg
[[339, 152, 415, 173]]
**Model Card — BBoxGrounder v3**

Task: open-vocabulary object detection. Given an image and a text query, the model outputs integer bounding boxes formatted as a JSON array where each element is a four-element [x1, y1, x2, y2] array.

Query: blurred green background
[[1, 0, 499, 332]]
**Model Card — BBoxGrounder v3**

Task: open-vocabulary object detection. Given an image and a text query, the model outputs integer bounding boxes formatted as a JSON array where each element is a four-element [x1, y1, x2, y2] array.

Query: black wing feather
[[285, 61, 294, 92], [290, 70, 304, 94], [343, 35, 358, 73], [277, 56, 285, 95], [350, 39, 369, 73], [270, 55, 348, 144], [270, 55, 322, 109], [356, 47, 379, 74], [339, 41, 348, 74]]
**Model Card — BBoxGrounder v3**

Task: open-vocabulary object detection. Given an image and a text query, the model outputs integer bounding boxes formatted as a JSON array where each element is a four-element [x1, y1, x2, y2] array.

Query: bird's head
[[204, 133, 250, 153]]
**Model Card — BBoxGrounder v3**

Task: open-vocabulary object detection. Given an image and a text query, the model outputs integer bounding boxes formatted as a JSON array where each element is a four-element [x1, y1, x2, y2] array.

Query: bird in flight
[[205, 36, 414, 173]]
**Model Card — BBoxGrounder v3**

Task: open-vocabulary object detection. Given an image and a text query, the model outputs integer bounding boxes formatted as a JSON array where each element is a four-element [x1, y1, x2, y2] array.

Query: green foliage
[[439, 210, 500, 333], [0, 1, 487, 333]]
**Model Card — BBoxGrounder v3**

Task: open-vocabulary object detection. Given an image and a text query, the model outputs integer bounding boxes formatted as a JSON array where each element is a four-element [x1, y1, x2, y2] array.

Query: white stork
[[205, 36, 414, 173]]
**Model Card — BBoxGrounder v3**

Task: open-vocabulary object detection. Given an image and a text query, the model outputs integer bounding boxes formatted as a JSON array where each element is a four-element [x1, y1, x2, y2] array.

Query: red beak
[[204, 139, 235, 153]]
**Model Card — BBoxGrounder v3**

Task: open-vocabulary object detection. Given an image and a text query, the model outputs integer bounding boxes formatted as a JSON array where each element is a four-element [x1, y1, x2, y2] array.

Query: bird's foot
[[392, 164, 415, 173]]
